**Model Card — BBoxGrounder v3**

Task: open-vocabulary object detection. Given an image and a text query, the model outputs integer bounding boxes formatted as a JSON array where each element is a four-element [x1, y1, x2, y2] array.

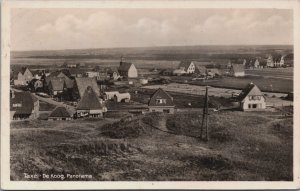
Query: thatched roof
[[49, 78, 65, 91], [75, 77, 100, 98], [10, 91, 38, 115], [77, 86, 104, 110], [49, 107, 71, 118], [118, 62, 134, 72], [148, 88, 174, 107]]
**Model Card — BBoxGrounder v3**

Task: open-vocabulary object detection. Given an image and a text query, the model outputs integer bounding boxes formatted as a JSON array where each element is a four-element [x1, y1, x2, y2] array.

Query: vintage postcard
[[1, 0, 300, 189]]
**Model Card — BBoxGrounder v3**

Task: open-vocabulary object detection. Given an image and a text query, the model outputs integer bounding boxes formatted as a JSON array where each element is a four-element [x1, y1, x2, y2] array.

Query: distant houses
[[13, 67, 33, 85], [229, 64, 245, 77], [76, 86, 107, 118], [148, 88, 175, 114], [10, 91, 39, 120], [237, 83, 266, 111], [118, 58, 138, 78], [48, 107, 72, 121]]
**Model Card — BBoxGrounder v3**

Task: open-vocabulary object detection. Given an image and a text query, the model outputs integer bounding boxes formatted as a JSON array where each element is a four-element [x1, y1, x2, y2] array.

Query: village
[[10, 53, 293, 121]]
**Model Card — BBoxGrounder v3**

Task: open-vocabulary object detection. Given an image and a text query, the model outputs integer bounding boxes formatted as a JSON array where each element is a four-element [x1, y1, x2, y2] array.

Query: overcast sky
[[11, 8, 293, 51]]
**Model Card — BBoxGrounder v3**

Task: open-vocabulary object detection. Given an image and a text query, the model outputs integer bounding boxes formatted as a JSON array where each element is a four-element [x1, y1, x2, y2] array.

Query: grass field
[[174, 76, 293, 93], [11, 109, 293, 181]]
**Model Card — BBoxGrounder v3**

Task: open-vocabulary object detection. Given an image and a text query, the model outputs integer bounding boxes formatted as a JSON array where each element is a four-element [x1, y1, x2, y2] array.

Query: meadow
[[11, 109, 293, 181]]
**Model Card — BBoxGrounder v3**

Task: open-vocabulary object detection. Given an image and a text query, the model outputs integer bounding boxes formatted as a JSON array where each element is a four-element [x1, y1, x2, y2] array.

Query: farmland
[[11, 109, 292, 181]]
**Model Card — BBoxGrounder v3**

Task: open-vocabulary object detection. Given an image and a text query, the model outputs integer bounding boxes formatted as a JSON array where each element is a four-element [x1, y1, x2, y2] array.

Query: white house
[[229, 64, 245, 77], [237, 83, 266, 111], [118, 58, 138, 78], [177, 61, 196, 74]]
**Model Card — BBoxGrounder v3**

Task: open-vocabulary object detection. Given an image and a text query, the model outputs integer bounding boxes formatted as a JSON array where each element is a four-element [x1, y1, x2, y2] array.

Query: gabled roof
[[231, 64, 245, 73], [207, 68, 220, 75], [237, 83, 264, 101], [195, 66, 207, 74], [148, 88, 174, 107], [10, 91, 38, 115], [77, 86, 104, 110], [49, 78, 65, 91], [178, 61, 193, 71], [49, 107, 71, 118], [46, 71, 70, 85], [75, 77, 100, 98], [118, 62, 134, 72], [20, 67, 32, 75]]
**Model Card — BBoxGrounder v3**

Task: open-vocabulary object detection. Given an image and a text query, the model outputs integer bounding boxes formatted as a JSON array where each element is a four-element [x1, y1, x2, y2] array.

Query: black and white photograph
[[1, 0, 300, 189]]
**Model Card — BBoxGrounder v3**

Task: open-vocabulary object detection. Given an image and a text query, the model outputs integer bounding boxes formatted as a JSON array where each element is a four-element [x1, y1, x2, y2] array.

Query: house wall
[[234, 72, 245, 77], [148, 106, 175, 114], [186, 63, 195, 73], [241, 96, 266, 111], [128, 65, 138, 78]]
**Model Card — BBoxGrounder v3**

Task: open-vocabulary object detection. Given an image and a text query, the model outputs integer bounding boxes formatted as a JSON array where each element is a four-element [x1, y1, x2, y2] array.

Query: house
[[85, 71, 100, 78], [28, 79, 43, 92], [104, 91, 131, 102], [173, 68, 186, 76], [10, 91, 39, 120], [206, 68, 220, 78], [177, 61, 196, 74], [72, 77, 100, 101], [104, 91, 119, 100], [160, 69, 173, 76], [273, 55, 284, 67], [118, 58, 138, 78], [76, 86, 107, 118], [107, 68, 120, 80], [254, 59, 260, 68], [266, 55, 274, 67], [48, 106, 72, 120], [237, 83, 266, 111], [148, 88, 175, 114], [13, 67, 33, 85], [48, 78, 67, 101], [229, 64, 245, 77], [67, 64, 77, 68], [195, 66, 207, 76]]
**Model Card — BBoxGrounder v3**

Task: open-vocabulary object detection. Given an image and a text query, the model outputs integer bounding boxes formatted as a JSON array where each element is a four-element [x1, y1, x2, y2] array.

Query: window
[[156, 99, 166, 104], [252, 104, 257, 108], [163, 109, 170, 113], [13, 103, 22, 107], [249, 96, 261, 100], [248, 104, 252, 109]]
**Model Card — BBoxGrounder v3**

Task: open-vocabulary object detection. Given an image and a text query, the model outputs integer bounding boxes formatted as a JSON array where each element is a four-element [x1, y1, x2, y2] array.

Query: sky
[[11, 8, 293, 51]]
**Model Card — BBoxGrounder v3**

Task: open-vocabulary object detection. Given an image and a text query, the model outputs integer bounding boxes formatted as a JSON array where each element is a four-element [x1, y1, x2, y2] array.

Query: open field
[[245, 68, 293, 80], [11, 109, 292, 181], [171, 76, 293, 93]]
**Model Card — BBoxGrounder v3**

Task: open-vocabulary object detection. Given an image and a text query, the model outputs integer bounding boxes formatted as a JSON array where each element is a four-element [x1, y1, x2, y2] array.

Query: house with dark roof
[[10, 91, 39, 120], [177, 61, 196, 74], [76, 86, 107, 118], [48, 107, 72, 120], [107, 68, 120, 80], [13, 67, 33, 85], [237, 83, 266, 111], [48, 78, 67, 101], [195, 66, 207, 76], [273, 55, 284, 67], [206, 68, 220, 78], [229, 64, 245, 77], [72, 77, 100, 101], [118, 58, 138, 78], [148, 88, 175, 114]]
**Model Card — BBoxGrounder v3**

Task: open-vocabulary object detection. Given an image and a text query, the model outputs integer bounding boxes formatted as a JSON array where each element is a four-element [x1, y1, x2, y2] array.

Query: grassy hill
[[11, 109, 293, 181]]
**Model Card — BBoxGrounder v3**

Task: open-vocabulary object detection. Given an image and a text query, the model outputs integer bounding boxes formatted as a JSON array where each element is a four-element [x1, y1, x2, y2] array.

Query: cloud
[[12, 9, 293, 50]]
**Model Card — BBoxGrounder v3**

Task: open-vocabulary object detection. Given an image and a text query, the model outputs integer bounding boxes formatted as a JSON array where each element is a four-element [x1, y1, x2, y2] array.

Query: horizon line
[[11, 44, 294, 52]]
